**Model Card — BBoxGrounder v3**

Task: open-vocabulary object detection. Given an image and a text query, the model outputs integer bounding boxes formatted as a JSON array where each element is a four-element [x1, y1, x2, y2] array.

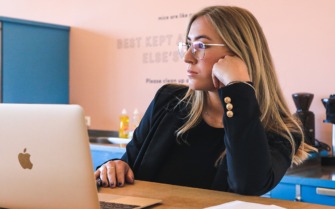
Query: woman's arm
[[94, 85, 169, 188], [120, 96, 156, 167], [218, 83, 300, 196], [96, 84, 186, 170]]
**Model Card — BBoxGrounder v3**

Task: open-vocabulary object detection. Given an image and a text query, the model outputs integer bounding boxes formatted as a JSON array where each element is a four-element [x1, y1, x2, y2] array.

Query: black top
[[98, 84, 302, 196], [154, 119, 225, 189]]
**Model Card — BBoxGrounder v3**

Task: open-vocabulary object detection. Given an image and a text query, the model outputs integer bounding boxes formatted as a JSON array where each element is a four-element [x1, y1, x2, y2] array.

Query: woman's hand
[[212, 55, 250, 88], [94, 160, 134, 188]]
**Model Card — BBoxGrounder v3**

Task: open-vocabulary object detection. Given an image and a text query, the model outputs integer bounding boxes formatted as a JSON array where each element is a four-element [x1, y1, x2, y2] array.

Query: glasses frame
[[178, 41, 225, 60]]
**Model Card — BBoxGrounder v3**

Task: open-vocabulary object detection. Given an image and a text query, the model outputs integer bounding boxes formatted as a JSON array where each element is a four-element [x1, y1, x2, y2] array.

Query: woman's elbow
[[229, 176, 275, 196]]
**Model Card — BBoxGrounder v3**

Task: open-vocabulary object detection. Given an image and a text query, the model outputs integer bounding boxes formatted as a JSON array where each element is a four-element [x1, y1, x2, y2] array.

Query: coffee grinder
[[321, 94, 335, 166], [292, 93, 315, 146]]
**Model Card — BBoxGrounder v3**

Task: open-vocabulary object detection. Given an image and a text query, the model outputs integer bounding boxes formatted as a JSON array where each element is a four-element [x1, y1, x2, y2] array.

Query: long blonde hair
[[176, 6, 317, 166]]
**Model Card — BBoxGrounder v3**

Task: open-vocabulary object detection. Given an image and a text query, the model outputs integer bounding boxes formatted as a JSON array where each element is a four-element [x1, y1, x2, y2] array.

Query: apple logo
[[18, 148, 33, 169]]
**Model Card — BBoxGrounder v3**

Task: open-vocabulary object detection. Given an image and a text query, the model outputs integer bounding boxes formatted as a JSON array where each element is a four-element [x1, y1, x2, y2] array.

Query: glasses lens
[[192, 41, 205, 60], [178, 43, 188, 59]]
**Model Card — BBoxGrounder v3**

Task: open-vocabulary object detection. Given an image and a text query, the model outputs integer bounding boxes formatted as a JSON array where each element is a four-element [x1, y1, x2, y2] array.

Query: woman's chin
[[188, 81, 201, 90]]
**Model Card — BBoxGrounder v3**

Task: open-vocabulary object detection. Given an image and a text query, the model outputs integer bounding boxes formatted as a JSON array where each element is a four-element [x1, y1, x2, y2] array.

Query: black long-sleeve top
[[154, 119, 225, 189], [102, 83, 301, 196]]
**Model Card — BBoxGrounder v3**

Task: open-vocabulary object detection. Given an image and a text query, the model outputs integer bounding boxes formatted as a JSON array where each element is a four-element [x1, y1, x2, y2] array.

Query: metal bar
[[333, 124, 335, 156], [0, 21, 2, 103], [295, 184, 301, 201], [317, 187, 335, 197]]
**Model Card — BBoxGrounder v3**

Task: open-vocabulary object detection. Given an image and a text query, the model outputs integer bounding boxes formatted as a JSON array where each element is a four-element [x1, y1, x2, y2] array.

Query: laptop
[[0, 104, 161, 209]]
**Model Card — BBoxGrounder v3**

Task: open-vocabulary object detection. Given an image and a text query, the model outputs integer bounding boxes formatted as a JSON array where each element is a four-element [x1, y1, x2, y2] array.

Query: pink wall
[[0, 0, 334, 146]]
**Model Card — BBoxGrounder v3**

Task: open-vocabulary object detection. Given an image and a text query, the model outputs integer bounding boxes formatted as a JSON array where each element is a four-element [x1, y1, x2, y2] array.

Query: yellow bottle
[[119, 109, 129, 138]]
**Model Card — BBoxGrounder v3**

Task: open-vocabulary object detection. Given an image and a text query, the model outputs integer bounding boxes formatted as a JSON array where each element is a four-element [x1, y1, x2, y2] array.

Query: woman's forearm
[[219, 83, 292, 195]]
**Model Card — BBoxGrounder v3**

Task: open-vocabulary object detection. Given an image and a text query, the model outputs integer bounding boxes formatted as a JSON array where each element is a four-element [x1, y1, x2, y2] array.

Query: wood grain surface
[[98, 180, 333, 209]]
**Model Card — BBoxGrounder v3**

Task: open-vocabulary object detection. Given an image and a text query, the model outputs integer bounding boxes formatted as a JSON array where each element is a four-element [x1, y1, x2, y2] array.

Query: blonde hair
[[176, 6, 317, 166]]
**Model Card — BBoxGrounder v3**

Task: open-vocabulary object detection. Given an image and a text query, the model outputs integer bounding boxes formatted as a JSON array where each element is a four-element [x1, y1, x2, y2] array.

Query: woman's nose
[[183, 47, 197, 65]]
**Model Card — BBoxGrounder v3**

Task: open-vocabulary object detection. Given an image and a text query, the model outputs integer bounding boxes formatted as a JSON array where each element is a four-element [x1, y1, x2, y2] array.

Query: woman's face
[[184, 16, 234, 91]]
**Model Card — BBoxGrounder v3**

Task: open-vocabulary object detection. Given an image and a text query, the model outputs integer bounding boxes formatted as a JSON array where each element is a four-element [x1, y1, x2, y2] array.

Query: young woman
[[95, 6, 316, 196]]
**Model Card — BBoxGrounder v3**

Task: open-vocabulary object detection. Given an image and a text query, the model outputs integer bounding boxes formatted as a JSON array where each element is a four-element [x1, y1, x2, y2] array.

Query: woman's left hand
[[212, 55, 251, 88]]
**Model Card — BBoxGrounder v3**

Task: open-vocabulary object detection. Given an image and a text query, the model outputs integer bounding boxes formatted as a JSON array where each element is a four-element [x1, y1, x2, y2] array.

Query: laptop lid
[[0, 104, 100, 209]]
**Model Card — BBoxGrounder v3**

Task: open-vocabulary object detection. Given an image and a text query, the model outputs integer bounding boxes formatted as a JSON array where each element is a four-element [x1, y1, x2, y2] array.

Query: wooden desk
[[98, 180, 333, 209]]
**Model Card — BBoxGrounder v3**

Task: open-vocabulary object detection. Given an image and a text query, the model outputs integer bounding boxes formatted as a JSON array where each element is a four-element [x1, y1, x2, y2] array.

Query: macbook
[[0, 104, 161, 209]]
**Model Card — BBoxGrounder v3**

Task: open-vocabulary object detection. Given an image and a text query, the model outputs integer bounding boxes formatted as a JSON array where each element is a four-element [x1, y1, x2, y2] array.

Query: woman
[[95, 6, 316, 195]]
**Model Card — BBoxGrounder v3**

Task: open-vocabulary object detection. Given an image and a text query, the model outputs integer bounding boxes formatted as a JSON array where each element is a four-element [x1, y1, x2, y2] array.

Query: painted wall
[[0, 0, 334, 146]]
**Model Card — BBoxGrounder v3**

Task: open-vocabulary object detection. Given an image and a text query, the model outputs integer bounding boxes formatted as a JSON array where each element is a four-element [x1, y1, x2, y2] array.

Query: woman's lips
[[187, 69, 198, 76]]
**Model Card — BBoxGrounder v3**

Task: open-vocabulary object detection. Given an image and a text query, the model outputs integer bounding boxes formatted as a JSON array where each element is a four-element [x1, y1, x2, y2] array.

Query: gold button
[[224, 97, 231, 103], [226, 103, 233, 110], [227, 111, 233, 118]]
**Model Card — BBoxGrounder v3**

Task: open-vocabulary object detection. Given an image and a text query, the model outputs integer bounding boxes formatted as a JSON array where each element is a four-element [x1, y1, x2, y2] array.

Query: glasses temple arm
[[205, 44, 225, 46]]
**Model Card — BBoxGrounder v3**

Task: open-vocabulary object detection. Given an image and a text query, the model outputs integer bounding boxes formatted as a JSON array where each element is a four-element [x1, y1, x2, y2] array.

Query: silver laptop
[[0, 104, 161, 209]]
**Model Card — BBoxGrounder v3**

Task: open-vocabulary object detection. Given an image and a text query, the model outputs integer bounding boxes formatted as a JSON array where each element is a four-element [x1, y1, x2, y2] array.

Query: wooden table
[[98, 180, 334, 209]]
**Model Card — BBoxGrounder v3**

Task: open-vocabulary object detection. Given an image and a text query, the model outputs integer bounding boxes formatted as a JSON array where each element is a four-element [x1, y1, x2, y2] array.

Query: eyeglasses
[[178, 41, 225, 60]]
